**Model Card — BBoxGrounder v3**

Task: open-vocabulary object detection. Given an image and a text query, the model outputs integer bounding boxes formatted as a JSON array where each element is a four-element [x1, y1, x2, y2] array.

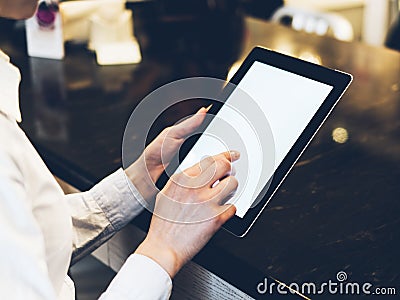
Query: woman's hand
[[124, 107, 209, 200], [135, 151, 240, 278]]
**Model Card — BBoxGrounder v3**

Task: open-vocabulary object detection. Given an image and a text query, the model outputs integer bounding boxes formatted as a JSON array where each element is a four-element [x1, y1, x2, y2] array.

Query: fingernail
[[205, 104, 213, 112], [196, 107, 207, 114], [229, 150, 240, 160]]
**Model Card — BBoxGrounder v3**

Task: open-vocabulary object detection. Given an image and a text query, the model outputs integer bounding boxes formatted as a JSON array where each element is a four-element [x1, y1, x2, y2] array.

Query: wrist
[[124, 158, 157, 200], [135, 237, 182, 278]]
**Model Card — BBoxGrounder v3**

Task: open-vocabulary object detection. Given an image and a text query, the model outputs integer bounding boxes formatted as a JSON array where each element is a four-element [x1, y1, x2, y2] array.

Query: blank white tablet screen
[[177, 61, 333, 217]]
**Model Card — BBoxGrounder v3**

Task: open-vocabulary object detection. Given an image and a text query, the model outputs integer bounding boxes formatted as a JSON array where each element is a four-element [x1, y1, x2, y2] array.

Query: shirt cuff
[[90, 168, 145, 231], [99, 254, 172, 300]]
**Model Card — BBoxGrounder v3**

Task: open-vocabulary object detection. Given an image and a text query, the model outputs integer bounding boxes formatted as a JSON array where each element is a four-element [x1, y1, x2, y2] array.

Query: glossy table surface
[[1, 13, 399, 298]]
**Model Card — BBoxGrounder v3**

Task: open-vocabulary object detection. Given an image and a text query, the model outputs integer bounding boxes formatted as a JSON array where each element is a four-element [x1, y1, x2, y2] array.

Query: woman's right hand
[[135, 150, 240, 278]]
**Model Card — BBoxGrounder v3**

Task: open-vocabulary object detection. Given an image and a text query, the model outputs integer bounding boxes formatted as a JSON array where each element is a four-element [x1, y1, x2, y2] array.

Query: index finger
[[182, 150, 240, 177]]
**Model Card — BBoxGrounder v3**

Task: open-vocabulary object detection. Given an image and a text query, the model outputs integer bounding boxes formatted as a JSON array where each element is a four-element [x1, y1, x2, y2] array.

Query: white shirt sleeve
[[99, 254, 172, 300], [67, 169, 173, 299], [0, 151, 56, 300], [67, 168, 145, 263]]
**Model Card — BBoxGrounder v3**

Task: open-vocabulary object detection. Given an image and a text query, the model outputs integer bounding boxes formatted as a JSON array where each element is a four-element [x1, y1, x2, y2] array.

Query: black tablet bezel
[[157, 46, 352, 237]]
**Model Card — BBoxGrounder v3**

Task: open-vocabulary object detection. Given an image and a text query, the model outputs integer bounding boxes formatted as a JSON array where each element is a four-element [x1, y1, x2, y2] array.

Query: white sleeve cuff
[[99, 254, 172, 300], [91, 168, 145, 231]]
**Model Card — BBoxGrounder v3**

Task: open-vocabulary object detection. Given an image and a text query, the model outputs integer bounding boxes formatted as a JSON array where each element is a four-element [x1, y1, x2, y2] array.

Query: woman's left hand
[[124, 106, 208, 200]]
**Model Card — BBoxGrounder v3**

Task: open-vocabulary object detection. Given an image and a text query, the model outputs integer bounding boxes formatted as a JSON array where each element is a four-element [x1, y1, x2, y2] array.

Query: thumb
[[168, 106, 210, 139]]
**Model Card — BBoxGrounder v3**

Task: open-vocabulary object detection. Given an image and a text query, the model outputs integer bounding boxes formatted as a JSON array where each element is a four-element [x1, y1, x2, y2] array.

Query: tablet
[[157, 46, 352, 237]]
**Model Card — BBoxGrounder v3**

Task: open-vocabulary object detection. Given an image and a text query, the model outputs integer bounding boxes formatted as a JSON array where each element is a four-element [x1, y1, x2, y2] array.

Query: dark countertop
[[1, 12, 399, 299]]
